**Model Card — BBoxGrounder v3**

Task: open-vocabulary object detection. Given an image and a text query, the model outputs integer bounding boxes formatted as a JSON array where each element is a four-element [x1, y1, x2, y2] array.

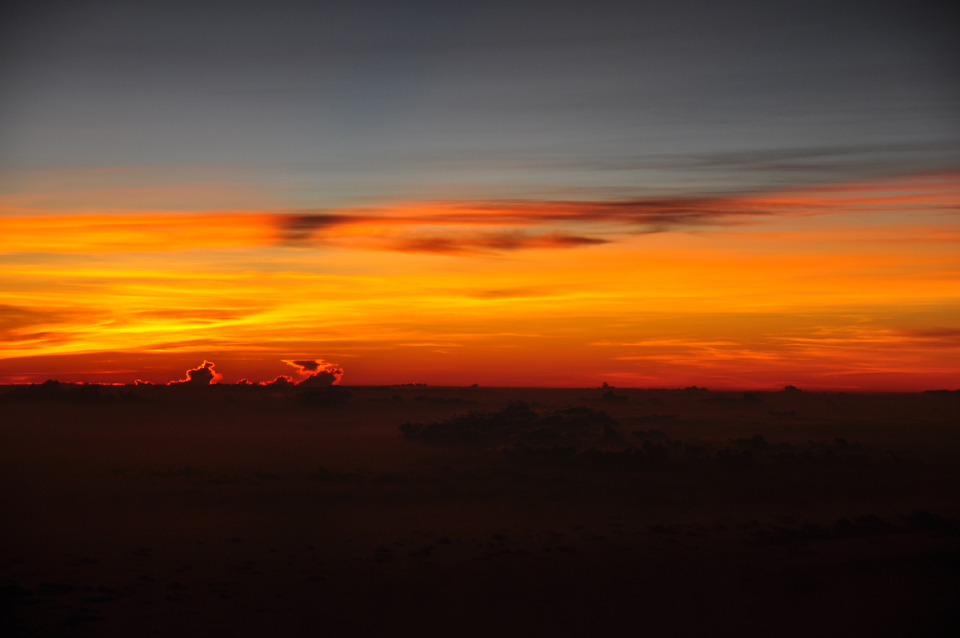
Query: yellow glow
[[1, 173, 958, 389]]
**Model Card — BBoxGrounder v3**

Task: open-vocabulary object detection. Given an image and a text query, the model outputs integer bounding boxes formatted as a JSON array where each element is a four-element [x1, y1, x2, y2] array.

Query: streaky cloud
[[3, 173, 957, 256], [385, 232, 608, 255]]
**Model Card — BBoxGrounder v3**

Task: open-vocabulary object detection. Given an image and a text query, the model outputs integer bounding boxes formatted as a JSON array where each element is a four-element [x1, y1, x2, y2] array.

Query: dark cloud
[[276, 210, 615, 253], [290, 360, 321, 372], [272, 195, 779, 255], [271, 171, 960, 254], [298, 369, 343, 387], [276, 215, 351, 243], [389, 233, 608, 255], [263, 375, 294, 386], [168, 361, 220, 386], [399, 402, 620, 449], [575, 141, 960, 188], [0, 380, 107, 403], [283, 359, 344, 386]]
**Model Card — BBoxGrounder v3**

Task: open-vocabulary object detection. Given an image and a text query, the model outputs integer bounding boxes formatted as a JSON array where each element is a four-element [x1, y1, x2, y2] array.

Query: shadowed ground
[[1, 384, 958, 636]]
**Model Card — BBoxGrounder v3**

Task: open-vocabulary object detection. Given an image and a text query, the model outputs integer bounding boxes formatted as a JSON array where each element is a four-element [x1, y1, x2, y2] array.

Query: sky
[[1, 0, 958, 389]]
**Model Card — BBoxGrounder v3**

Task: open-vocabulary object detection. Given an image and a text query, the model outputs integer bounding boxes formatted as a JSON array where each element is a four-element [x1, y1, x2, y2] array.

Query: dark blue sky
[[2, 0, 957, 208]]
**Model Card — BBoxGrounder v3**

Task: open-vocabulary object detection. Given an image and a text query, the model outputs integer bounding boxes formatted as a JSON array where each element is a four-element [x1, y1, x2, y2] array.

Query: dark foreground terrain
[[1, 383, 959, 637]]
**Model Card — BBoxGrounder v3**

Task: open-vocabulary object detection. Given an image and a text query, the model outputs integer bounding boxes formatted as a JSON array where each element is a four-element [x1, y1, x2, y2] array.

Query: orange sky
[[1, 173, 958, 390]]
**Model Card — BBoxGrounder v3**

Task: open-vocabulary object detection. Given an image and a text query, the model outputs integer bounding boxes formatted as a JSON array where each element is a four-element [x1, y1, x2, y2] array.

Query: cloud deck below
[[1, 385, 958, 636]]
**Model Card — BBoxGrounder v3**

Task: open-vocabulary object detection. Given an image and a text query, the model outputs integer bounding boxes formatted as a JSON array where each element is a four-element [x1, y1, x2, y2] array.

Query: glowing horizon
[[2, 173, 958, 391], [3, 2, 958, 391]]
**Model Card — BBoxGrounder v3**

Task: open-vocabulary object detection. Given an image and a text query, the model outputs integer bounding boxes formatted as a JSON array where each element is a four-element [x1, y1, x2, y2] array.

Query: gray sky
[[2, 0, 958, 208]]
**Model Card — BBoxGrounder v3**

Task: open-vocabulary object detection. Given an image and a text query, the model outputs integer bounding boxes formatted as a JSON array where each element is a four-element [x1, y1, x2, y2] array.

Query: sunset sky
[[2, 0, 958, 389]]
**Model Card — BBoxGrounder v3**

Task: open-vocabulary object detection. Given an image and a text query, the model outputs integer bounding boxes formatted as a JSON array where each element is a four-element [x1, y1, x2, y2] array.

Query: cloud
[[283, 359, 344, 386], [399, 401, 620, 448], [279, 211, 613, 254], [594, 142, 960, 184], [274, 173, 960, 252], [272, 199, 756, 250], [168, 360, 221, 386], [287, 359, 321, 373], [262, 375, 294, 386], [899, 328, 960, 343], [386, 232, 608, 255], [4, 173, 956, 256], [275, 214, 351, 243], [0, 304, 86, 349], [298, 369, 343, 387]]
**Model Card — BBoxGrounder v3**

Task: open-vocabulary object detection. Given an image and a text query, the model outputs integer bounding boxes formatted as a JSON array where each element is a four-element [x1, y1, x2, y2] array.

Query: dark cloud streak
[[388, 233, 608, 256], [273, 195, 775, 253]]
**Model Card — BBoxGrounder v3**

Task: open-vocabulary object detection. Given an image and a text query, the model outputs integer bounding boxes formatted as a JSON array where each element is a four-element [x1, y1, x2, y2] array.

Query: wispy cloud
[[3, 173, 956, 256]]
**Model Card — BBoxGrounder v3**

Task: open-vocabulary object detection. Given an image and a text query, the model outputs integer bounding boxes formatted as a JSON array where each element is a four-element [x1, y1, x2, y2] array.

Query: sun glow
[[2, 174, 958, 389]]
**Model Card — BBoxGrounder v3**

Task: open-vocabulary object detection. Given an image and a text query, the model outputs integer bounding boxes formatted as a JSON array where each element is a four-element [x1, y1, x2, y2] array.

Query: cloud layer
[[4, 173, 956, 256]]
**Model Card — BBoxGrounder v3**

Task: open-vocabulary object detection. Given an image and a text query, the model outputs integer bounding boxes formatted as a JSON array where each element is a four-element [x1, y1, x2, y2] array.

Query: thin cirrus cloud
[[3, 173, 957, 256]]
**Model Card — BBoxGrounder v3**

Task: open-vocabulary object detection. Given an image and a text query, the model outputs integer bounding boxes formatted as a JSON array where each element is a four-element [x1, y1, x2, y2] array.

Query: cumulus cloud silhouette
[[283, 359, 344, 386], [168, 360, 221, 386], [299, 369, 344, 387], [288, 360, 321, 373], [263, 375, 294, 386]]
